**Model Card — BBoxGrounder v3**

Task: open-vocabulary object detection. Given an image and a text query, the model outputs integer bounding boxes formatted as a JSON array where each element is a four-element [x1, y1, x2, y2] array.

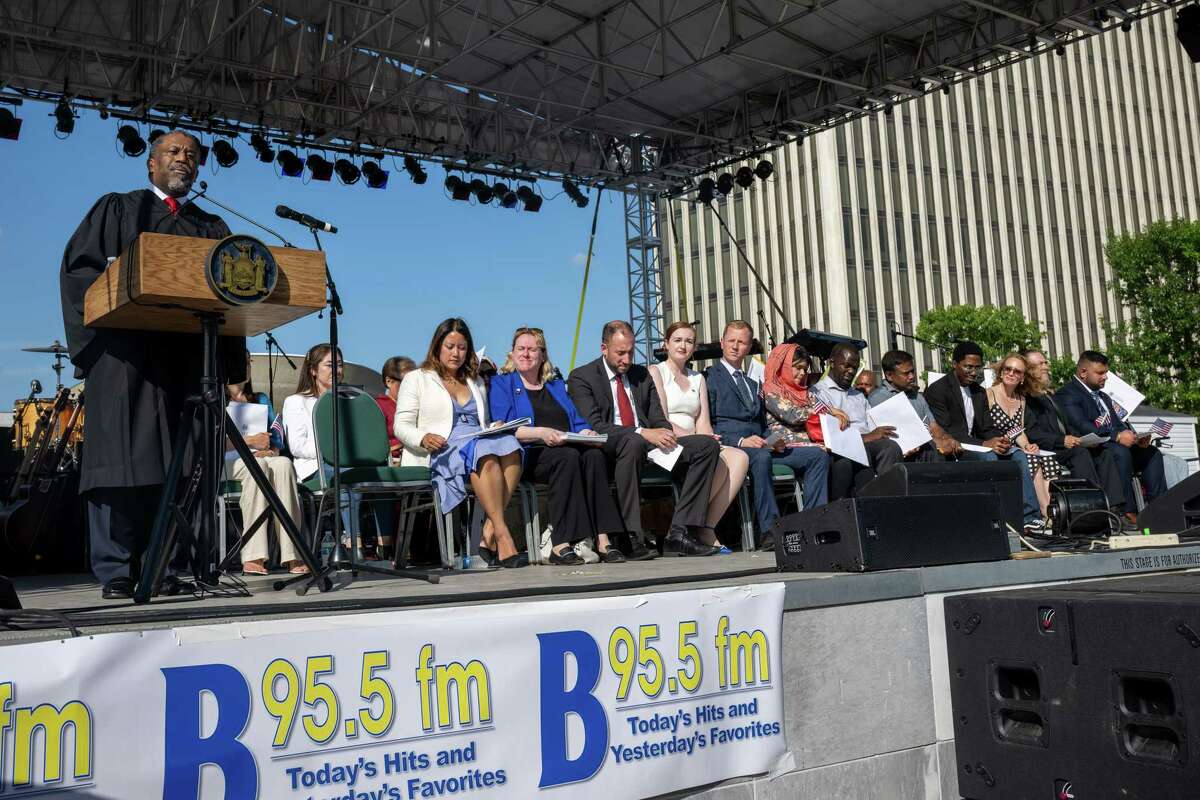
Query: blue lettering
[[161, 664, 256, 799], [537, 630, 608, 788]]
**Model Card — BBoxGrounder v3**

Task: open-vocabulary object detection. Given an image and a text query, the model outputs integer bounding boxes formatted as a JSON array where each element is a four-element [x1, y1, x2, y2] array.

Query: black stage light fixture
[[469, 178, 494, 204], [362, 160, 389, 189], [1179, 5, 1200, 63], [53, 99, 75, 135], [516, 185, 543, 212], [715, 173, 735, 195], [493, 182, 518, 208], [882, 101, 894, 116], [754, 160, 774, 181], [306, 153, 333, 181], [445, 174, 472, 201], [942, 82, 952, 95], [1055, 43, 1067, 57], [1121, 19, 1133, 32], [277, 149, 304, 177], [116, 124, 146, 157], [148, 129, 165, 148], [735, 166, 755, 189], [212, 139, 239, 168], [403, 156, 428, 184], [0, 108, 21, 141], [697, 177, 716, 204], [334, 158, 360, 185], [562, 179, 589, 208], [250, 132, 274, 163], [197, 142, 210, 166]]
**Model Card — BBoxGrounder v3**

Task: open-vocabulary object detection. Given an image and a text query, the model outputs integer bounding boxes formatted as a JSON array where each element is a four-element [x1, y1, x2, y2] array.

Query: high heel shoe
[[499, 552, 529, 568], [477, 546, 498, 566]]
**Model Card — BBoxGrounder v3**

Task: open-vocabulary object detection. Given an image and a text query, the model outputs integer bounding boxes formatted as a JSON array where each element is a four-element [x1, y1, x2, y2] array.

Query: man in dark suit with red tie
[[568, 321, 721, 557], [1054, 350, 1166, 524]]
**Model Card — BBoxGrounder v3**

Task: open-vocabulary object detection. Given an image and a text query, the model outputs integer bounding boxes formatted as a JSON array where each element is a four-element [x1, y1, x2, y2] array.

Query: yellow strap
[[569, 186, 603, 371]]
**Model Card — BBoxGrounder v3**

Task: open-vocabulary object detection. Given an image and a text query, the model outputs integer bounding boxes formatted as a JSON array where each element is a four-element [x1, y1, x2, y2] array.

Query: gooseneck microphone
[[189, 181, 295, 247], [275, 205, 338, 234]]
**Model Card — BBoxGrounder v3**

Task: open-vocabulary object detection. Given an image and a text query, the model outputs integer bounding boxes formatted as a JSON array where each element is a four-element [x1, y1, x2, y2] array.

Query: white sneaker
[[539, 525, 554, 561], [573, 539, 600, 564]]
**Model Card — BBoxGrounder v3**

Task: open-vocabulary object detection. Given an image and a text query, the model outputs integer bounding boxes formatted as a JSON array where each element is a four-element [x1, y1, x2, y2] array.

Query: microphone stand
[[189, 182, 295, 248], [757, 308, 778, 348], [262, 330, 296, 410], [274, 226, 437, 592], [705, 200, 795, 338]]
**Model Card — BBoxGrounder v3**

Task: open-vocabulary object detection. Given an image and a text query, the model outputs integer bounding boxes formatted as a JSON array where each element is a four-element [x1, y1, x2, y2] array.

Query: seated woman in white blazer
[[394, 318, 525, 568]]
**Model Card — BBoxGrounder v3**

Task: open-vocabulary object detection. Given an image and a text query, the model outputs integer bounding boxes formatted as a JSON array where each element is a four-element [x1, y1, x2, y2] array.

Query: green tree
[[1048, 354, 1076, 389], [1103, 219, 1200, 416], [915, 305, 1045, 369]]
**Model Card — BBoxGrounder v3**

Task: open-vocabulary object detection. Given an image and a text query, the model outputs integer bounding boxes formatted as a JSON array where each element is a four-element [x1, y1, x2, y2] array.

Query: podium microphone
[[275, 205, 338, 234], [189, 181, 295, 247]]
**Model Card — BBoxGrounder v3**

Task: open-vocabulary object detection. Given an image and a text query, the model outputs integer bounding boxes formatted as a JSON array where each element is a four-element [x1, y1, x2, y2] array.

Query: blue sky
[[0, 107, 632, 403]]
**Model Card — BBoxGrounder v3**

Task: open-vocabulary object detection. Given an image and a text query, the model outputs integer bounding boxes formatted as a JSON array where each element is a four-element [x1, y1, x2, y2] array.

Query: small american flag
[[811, 400, 831, 416], [1005, 425, 1025, 440], [1151, 418, 1174, 438], [269, 413, 286, 448], [1094, 410, 1110, 428], [1110, 400, 1128, 420]]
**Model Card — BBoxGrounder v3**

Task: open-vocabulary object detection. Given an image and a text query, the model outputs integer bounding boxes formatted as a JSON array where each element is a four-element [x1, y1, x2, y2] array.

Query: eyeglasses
[[960, 364, 983, 372], [1001, 366, 1025, 376]]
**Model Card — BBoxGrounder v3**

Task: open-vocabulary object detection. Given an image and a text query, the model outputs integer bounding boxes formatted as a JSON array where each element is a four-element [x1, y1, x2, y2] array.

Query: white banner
[[0, 584, 787, 799]]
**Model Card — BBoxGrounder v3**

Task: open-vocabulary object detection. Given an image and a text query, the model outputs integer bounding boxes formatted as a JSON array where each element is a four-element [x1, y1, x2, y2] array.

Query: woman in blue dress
[[394, 318, 525, 567]]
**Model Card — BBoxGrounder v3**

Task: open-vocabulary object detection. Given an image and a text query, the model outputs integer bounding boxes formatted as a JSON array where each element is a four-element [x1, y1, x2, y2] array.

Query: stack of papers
[[820, 414, 869, 465], [1102, 372, 1145, 420], [562, 432, 607, 444], [866, 393, 933, 454], [462, 417, 531, 440]]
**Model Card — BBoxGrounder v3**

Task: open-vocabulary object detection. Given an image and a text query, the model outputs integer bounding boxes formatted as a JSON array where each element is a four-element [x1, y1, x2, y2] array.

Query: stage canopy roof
[[0, 0, 1157, 188]]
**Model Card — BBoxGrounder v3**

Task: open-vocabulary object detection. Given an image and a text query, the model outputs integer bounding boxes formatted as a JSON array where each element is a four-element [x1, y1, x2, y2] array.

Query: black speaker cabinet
[[947, 573, 1200, 800], [859, 460, 1024, 535], [1138, 472, 1200, 534], [772, 493, 1009, 572]]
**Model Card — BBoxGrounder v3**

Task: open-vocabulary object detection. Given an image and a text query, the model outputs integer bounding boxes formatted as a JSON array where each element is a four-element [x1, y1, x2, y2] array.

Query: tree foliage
[[915, 305, 1045, 369], [1103, 219, 1200, 416], [1048, 354, 1077, 389]]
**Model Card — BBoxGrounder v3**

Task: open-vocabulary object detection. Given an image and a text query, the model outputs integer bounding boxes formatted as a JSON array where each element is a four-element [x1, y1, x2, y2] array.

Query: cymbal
[[22, 341, 68, 354]]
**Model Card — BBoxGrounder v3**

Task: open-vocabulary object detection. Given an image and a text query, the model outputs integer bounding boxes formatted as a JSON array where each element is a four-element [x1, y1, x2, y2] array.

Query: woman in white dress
[[648, 321, 749, 552]]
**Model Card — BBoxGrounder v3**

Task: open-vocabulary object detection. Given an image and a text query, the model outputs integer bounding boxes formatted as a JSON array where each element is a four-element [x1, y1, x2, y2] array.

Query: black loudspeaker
[[1137, 471, 1200, 534], [947, 573, 1200, 800], [1047, 477, 1111, 536], [859, 460, 1024, 535], [772, 493, 1009, 572], [0, 575, 20, 610]]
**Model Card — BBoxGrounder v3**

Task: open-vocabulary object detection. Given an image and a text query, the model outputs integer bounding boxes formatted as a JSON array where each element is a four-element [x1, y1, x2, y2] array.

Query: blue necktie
[[734, 370, 753, 406]]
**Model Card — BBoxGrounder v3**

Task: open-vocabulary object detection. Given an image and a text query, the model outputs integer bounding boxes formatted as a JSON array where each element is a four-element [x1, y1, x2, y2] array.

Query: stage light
[[250, 132, 274, 163], [716, 173, 735, 195], [493, 183, 518, 208], [516, 185, 543, 212], [148, 129, 165, 145], [942, 82, 952, 95], [0, 108, 21, 141], [212, 139, 239, 168], [735, 166, 754, 189], [362, 160, 389, 189], [1054, 43, 1066, 57], [277, 149, 304, 177], [306, 153, 333, 181], [1178, 5, 1200, 63], [1121, 19, 1133, 32], [754, 160, 774, 181], [334, 158, 360, 185], [445, 175, 471, 201], [116, 124, 146, 156], [697, 177, 716, 204], [563, 179, 589, 208], [466, 178, 492, 204], [882, 101, 894, 116], [198, 142, 210, 166], [53, 99, 75, 135], [403, 156, 428, 184]]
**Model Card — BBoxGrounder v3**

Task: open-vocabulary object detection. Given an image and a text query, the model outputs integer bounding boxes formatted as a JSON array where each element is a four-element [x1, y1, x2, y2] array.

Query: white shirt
[[814, 375, 872, 434], [959, 385, 975, 433], [603, 361, 641, 429], [149, 182, 190, 208], [282, 393, 320, 481]]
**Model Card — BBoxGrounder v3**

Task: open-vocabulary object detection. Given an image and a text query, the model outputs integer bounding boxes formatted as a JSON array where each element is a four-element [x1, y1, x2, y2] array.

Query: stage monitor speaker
[[772, 493, 1009, 572], [859, 460, 1024, 535], [0, 575, 20, 609], [947, 573, 1200, 800], [1137, 472, 1200, 534]]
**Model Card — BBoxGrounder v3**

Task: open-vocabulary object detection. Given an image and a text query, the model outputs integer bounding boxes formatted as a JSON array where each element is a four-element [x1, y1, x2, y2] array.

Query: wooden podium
[[84, 232, 326, 336]]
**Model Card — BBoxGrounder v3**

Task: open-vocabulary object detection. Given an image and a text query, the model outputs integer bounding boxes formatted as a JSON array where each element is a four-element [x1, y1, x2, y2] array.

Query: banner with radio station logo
[[0, 584, 787, 799]]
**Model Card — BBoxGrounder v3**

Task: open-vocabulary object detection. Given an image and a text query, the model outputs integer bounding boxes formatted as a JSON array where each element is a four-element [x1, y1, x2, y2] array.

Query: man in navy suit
[[706, 321, 828, 549], [1054, 350, 1166, 523]]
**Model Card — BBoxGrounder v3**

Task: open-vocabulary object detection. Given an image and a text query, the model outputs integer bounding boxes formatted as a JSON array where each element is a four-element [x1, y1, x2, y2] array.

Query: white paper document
[[867, 392, 933, 454], [1102, 371, 1145, 420], [462, 417, 531, 441], [960, 443, 994, 453], [1077, 432, 1111, 447], [226, 401, 269, 460], [820, 414, 869, 466], [647, 444, 683, 471], [561, 432, 608, 445]]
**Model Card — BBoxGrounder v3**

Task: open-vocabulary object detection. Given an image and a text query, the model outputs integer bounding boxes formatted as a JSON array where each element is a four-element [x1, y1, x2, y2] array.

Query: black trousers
[[602, 429, 720, 533], [86, 484, 165, 585], [829, 438, 904, 500], [525, 444, 625, 546]]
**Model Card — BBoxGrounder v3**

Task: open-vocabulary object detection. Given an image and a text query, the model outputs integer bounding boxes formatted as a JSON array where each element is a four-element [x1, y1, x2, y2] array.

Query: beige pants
[[230, 455, 302, 564]]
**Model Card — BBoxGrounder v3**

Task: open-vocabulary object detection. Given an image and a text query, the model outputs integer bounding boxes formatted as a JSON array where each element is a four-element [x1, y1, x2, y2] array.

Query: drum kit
[[10, 341, 84, 460]]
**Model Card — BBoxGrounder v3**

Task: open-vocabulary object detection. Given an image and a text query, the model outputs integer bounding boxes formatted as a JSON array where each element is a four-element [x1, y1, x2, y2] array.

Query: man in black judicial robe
[[59, 130, 245, 599]]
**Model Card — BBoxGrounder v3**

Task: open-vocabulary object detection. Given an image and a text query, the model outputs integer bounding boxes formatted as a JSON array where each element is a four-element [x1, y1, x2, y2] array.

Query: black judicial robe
[[59, 189, 246, 493]]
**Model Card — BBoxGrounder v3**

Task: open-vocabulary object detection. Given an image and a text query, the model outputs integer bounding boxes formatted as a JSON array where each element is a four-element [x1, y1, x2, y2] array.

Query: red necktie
[[614, 375, 635, 427], [163, 196, 180, 215]]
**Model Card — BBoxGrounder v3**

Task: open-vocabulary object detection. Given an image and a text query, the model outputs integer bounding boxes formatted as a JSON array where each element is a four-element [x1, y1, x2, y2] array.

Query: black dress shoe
[[101, 577, 134, 600], [663, 527, 720, 556], [498, 552, 529, 568], [156, 575, 196, 596], [625, 538, 658, 561], [548, 547, 585, 566], [599, 548, 627, 564], [757, 537, 776, 552]]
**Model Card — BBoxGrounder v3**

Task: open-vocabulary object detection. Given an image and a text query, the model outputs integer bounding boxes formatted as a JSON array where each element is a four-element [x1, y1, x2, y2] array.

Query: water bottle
[[319, 531, 334, 563]]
